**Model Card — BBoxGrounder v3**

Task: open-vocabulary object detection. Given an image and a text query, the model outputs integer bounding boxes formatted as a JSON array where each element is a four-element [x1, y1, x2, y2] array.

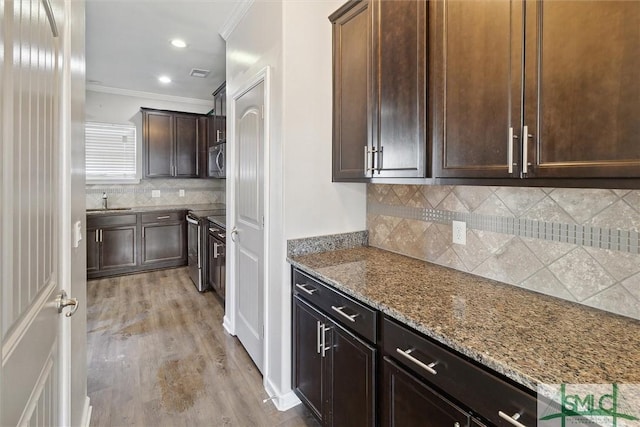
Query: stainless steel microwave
[[208, 143, 226, 178]]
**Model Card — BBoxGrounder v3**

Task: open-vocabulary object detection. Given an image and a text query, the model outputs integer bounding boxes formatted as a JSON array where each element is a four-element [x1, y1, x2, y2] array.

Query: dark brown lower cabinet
[[86, 228, 99, 273], [87, 211, 187, 279], [207, 226, 226, 298], [293, 295, 376, 427], [100, 226, 137, 270], [141, 221, 186, 265], [382, 358, 469, 427]]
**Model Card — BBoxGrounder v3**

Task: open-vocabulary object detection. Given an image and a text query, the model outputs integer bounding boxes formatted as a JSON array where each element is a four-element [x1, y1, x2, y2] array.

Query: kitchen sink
[[86, 207, 133, 212]]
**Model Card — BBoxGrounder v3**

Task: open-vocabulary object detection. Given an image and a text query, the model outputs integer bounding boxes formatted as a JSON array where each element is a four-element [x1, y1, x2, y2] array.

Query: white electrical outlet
[[179, 189, 185, 197], [452, 220, 466, 245], [152, 190, 161, 198]]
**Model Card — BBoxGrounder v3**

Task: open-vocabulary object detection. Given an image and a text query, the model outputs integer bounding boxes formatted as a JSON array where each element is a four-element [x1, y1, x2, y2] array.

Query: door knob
[[230, 226, 238, 242], [56, 290, 79, 317]]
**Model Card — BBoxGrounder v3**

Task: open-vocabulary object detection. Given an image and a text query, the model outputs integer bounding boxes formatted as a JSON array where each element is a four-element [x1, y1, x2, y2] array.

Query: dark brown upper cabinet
[[142, 108, 202, 178], [434, 0, 640, 180], [211, 82, 227, 145], [371, 0, 427, 178], [330, 0, 427, 181], [330, 0, 371, 181]]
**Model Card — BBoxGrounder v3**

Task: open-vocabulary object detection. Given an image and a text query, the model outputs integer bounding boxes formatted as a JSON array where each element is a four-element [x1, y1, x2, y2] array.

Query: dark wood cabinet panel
[[331, 0, 370, 181], [372, 0, 427, 178], [433, 0, 522, 179], [142, 108, 203, 178], [293, 296, 325, 422], [141, 222, 185, 265], [174, 115, 199, 177], [86, 228, 99, 273], [207, 228, 226, 298], [144, 111, 173, 177], [100, 226, 137, 270], [382, 358, 470, 427], [329, 323, 376, 427], [524, 1, 640, 178]]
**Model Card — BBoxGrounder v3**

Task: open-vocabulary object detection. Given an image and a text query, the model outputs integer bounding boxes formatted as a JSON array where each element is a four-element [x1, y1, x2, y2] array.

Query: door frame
[[224, 66, 271, 380]]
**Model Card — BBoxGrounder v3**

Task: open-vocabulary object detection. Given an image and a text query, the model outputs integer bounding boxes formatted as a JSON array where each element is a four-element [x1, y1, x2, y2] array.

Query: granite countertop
[[86, 203, 225, 216], [288, 246, 640, 393]]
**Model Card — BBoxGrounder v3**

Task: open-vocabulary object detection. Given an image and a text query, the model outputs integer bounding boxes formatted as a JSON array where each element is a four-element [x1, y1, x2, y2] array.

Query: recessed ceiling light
[[171, 39, 187, 48], [158, 75, 171, 84]]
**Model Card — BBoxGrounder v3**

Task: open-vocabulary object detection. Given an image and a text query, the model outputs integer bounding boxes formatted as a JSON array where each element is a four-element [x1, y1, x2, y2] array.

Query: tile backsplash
[[86, 179, 225, 209], [367, 184, 640, 320]]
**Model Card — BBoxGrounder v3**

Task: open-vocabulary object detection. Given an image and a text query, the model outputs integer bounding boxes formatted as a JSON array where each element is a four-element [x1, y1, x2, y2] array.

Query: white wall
[[226, 0, 366, 410], [86, 88, 212, 124]]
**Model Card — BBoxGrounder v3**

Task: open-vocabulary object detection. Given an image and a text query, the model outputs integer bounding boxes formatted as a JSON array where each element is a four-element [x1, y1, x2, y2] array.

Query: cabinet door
[[371, 0, 427, 178], [330, 0, 370, 181], [327, 321, 376, 427], [141, 222, 185, 264], [144, 110, 173, 177], [86, 228, 100, 273], [174, 115, 199, 177], [100, 226, 137, 270], [293, 296, 325, 423], [382, 358, 470, 427], [524, 1, 640, 178], [433, 0, 522, 179]]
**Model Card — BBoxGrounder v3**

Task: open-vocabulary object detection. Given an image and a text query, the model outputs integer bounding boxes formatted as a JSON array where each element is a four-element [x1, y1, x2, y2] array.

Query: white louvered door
[[1, 0, 65, 425]]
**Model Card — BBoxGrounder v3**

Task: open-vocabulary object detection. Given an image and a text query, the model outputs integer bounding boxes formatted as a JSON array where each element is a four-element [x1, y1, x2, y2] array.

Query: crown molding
[[86, 84, 213, 106], [218, 0, 254, 41]]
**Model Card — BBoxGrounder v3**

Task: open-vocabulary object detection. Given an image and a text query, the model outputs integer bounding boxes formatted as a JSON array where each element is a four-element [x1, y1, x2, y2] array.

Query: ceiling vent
[[190, 68, 210, 78]]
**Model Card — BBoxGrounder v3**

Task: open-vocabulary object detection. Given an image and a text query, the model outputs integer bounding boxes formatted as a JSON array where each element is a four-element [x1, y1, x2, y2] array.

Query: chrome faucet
[[101, 192, 108, 210]]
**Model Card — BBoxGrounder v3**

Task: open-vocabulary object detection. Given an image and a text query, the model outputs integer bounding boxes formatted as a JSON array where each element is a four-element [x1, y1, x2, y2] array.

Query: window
[[85, 122, 138, 182]]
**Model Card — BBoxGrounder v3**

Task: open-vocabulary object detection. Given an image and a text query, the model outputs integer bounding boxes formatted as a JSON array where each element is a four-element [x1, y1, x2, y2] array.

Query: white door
[[1, 0, 74, 425], [234, 81, 265, 372]]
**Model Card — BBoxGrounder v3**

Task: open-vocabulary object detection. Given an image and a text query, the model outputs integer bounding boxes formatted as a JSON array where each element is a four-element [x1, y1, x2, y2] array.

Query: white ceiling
[[86, 0, 237, 101]]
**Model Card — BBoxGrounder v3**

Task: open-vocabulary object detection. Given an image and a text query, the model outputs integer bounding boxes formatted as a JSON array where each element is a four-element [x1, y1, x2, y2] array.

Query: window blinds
[[85, 122, 137, 181]]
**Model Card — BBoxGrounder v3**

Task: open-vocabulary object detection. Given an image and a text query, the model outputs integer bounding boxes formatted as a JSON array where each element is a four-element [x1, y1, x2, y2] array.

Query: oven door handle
[[186, 216, 199, 225]]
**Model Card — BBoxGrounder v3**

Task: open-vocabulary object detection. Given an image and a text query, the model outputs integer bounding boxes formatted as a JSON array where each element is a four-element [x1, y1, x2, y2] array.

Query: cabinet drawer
[[382, 316, 537, 427], [141, 211, 184, 223], [87, 214, 137, 228], [293, 269, 377, 344]]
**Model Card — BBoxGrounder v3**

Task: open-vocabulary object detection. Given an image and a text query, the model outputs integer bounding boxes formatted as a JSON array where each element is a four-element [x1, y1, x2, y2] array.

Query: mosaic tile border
[[368, 201, 640, 254], [86, 186, 217, 194]]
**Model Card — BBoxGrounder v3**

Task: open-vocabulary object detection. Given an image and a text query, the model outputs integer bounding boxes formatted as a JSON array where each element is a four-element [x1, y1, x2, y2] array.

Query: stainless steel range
[[187, 207, 224, 291]]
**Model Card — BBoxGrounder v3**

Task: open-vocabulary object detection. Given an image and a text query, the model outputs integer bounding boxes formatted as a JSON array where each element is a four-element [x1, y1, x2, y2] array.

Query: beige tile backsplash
[[86, 179, 225, 209], [367, 184, 640, 320]]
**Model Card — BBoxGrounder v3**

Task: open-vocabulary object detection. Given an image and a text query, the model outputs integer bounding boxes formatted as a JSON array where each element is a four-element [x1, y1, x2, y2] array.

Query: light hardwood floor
[[87, 267, 319, 427]]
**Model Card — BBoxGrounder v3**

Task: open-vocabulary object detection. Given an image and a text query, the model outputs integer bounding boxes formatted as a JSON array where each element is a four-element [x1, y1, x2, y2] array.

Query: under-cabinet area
[[289, 246, 640, 427], [330, 0, 640, 185]]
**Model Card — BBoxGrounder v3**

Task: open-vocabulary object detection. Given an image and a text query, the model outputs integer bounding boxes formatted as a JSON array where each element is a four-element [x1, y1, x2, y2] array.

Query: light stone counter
[[288, 246, 640, 393]]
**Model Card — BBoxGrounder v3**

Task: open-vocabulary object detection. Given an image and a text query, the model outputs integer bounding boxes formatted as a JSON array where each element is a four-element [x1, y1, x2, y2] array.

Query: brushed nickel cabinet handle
[[498, 411, 527, 427], [316, 321, 322, 354], [157, 215, 171, 220], [396, 348, 438, 375], [295, 283, 317, 295], [330, 305, 358, 323], [321, 324, 331, 358], [508, 127, 514, 174]]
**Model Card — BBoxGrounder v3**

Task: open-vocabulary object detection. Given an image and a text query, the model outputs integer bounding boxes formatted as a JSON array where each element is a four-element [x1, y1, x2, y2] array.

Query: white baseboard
[[264, 378, 301, 412], [81, 396, 92, 427], [222, 316, 235, 336]]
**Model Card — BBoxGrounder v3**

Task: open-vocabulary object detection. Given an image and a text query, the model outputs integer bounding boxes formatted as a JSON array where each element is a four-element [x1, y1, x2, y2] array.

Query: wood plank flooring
[[87, 267, 319, 427]]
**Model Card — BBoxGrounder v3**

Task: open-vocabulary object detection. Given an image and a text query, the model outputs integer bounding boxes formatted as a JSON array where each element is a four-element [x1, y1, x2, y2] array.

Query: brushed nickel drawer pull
[[331, 305, 358, 323], [321, 324, 331, 358], [295, 283, 317, 295], [498, 411, 527, 427], [157, 215, 171, 220], [396, 348, 438, 375]]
